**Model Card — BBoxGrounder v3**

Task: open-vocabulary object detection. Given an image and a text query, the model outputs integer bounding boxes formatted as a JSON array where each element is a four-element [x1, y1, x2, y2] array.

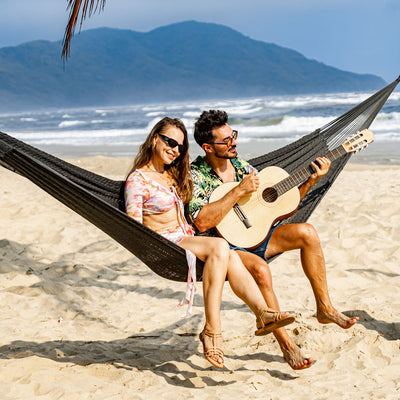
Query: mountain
[[0, 21, 386, 111]]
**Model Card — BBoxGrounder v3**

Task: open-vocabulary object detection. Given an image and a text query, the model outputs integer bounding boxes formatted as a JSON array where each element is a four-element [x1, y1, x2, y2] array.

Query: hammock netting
[[0, 77, 398, 281]]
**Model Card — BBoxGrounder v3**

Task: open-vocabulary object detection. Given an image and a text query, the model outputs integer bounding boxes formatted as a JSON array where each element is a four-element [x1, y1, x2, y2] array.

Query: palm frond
[[62, 0, 106, 60]]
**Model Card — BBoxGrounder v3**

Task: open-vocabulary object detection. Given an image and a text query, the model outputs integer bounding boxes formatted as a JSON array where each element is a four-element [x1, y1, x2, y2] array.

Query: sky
[[0, 0, 399, 82]]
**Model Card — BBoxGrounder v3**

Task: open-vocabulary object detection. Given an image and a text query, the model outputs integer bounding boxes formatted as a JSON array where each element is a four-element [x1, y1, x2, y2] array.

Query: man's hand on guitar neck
[[299, 157, 331, 200]]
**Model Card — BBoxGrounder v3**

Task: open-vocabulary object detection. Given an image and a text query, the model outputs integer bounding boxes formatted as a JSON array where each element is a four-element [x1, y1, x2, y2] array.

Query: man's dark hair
[[194, 110, 228, 146]]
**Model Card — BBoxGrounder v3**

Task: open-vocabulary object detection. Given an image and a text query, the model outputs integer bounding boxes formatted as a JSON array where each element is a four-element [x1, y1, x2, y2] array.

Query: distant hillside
[[0, 21, 386, 111]]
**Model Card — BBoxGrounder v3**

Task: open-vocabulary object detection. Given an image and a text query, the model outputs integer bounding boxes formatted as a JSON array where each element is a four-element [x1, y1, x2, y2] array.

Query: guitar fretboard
[[273, 145, 347, 196]]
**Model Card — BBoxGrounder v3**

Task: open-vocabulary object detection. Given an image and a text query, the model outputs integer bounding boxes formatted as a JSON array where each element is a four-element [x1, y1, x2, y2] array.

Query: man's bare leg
[[265, 223, 358, 329], [237, 250, 313, 370]]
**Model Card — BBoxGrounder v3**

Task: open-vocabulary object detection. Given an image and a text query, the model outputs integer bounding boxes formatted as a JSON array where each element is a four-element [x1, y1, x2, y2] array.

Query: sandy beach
[[0, 157, 399, 399]]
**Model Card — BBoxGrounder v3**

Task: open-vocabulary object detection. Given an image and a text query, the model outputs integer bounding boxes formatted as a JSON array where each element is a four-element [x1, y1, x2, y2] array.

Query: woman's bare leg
[[179, 236, 229, 365]]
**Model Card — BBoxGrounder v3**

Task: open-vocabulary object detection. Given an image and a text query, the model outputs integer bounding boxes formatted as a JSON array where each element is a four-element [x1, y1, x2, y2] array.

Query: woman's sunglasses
[[212, 130, 238, 148], [158, 134, 186, 153]]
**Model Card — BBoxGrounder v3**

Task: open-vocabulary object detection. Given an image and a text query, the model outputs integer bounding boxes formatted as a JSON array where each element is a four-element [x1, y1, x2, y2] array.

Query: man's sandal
[[199, 329, 224, 369], [255, 308, 295, 336]]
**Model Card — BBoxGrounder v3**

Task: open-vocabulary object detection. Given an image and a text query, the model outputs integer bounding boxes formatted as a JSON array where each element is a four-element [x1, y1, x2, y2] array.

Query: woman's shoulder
[[126, 169, 146, 182], [125, 169, 152, 192], [125, 169, 154, 200]]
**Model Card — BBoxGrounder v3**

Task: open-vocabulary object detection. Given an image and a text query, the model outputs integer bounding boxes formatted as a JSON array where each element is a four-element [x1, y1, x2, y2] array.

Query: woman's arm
[[125, 172, 146, 223]]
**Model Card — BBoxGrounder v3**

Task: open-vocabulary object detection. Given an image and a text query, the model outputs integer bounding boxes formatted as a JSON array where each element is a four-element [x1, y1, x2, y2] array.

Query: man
[[186, 110, 358, 370]]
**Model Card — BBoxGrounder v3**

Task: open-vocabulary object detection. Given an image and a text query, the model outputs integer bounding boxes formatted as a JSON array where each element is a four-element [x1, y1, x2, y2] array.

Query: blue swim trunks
[[229, 224, 280, 261]]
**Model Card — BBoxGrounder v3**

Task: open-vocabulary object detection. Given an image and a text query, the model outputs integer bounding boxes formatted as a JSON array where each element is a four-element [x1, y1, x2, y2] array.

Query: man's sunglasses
[[158, 134, 186, 153], [212, 130, 238, 147]]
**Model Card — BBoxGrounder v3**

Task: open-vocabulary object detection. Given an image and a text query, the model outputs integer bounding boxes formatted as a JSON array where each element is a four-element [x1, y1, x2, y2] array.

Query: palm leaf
[[62, 0, 106, 59]]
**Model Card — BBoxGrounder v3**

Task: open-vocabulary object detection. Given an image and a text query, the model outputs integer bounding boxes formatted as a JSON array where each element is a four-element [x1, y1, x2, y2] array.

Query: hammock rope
[[0, 77, 398, 281]]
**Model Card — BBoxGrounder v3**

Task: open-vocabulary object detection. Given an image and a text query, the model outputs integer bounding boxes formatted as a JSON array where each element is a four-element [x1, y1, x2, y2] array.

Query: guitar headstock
[[342, 129, 374, 153]]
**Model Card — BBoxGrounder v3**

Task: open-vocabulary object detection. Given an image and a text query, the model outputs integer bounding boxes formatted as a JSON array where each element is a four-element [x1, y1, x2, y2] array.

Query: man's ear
[[202, 143, 213, 154]]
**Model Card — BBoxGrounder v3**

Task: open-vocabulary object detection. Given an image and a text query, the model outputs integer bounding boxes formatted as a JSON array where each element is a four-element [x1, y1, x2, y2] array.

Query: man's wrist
[[302, 178, 313, 190], [232, 184, 245, 198]]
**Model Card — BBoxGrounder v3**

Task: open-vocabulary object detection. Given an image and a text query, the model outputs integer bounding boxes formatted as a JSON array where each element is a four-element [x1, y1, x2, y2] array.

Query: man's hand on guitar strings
[[237, 169, 259, 196]]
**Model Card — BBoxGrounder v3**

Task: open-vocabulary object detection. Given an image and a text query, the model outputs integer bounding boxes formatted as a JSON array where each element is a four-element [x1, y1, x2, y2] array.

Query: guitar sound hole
[[262, 187, 278, 203]]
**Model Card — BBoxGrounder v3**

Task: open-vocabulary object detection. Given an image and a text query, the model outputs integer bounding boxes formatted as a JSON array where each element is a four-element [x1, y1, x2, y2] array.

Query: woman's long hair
[[127, 117, 193, 203]]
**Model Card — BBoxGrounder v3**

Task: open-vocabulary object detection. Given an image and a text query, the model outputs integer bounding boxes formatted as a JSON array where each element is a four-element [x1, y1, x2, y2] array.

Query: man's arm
[[194, 170, 259, 232], [299, 157, 331, 200]]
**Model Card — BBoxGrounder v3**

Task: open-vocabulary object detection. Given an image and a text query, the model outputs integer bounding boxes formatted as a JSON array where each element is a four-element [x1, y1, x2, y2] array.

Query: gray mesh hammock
[[0, 77, 398, 281]]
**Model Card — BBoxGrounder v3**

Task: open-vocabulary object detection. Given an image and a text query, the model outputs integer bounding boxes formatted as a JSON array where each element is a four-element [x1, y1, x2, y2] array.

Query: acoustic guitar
[[209, 129, 374, 249]]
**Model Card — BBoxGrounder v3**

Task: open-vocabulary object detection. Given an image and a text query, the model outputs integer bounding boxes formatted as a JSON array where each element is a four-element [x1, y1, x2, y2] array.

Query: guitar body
[[209, 166, 300, 248]]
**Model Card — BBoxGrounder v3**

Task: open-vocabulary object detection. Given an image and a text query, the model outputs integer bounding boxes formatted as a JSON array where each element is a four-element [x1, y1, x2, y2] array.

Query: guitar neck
[[274, 145, 347, 196]]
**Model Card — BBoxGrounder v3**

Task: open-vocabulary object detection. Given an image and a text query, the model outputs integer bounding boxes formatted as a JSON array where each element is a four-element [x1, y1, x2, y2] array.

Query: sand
[[0, 157, 399, 399]]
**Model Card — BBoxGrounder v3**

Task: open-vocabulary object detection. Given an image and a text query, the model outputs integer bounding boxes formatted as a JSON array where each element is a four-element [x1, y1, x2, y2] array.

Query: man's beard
[[215, 146, 237, 159]]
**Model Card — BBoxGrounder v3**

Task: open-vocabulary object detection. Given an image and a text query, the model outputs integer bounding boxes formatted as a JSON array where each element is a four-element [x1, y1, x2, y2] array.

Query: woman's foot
[[255, 308, 295, 336], [199, 329, 224, 369]]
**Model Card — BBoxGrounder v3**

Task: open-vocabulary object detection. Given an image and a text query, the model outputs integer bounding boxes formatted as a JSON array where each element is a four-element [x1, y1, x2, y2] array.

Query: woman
[[125, 117, 295, 369]]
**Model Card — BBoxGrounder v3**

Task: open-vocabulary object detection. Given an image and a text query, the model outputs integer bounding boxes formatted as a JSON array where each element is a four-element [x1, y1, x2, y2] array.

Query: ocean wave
[[183, 111, 203, 118], [3, 91, 399, 155], [13, 128, 147, 141], [94, 109, 111, 115], [370, 112, 400, 133], [142, 105, 163, 112], [234, 115, 334, 137], [145, 111, 166, 117], [58, 120, 87, 128], [373, 132, 400, 141]]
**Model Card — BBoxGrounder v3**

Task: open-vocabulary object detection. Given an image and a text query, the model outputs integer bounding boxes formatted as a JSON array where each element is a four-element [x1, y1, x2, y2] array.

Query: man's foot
[[282, 344, 314, 370], [317, 308, 359, 329]]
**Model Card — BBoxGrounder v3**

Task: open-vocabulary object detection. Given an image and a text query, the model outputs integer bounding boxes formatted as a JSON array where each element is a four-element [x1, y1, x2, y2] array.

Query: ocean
[[1, 90, 399, 164]]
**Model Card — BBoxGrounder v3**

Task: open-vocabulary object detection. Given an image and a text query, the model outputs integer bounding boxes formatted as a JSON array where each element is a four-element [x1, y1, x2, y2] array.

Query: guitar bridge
[[233, 203, 252, 229]]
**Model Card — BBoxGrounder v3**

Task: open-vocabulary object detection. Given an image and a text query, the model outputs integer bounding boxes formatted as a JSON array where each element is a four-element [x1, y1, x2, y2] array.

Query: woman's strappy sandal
[[199, 329, 224, 369], [255, 308, 295, 336]]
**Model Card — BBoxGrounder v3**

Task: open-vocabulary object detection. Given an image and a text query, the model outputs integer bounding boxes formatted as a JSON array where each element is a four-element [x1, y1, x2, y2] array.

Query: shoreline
[[29, 140, 400, 166], [66, 156, 400, 181]]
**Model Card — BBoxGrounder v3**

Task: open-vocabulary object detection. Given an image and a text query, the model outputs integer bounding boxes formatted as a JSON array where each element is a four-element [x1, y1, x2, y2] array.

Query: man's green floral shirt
[[186, 155, 255, 237]]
